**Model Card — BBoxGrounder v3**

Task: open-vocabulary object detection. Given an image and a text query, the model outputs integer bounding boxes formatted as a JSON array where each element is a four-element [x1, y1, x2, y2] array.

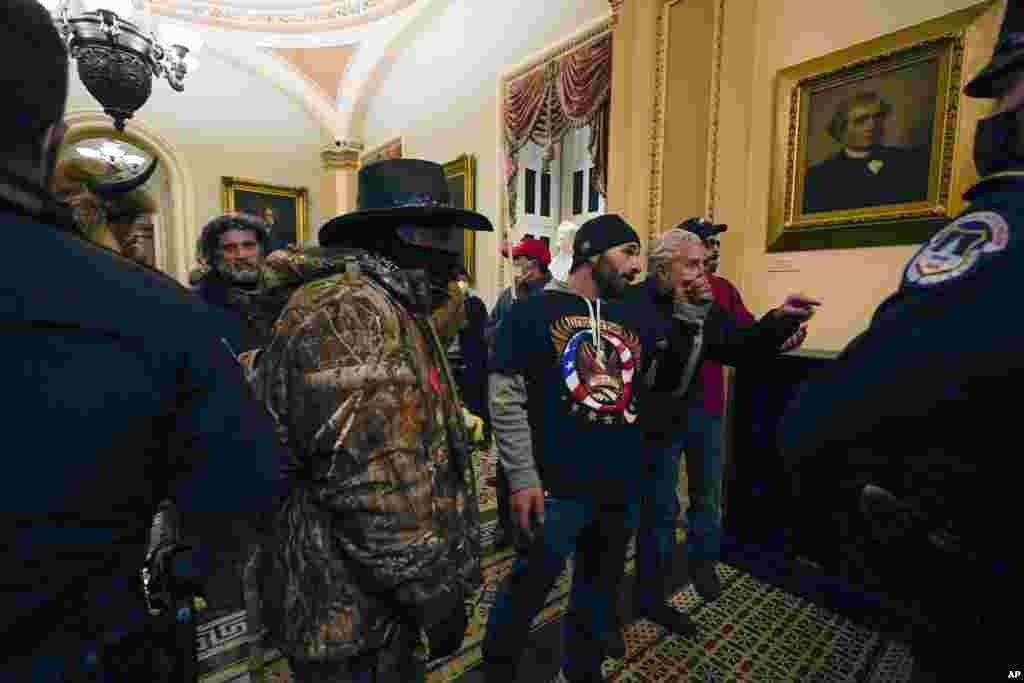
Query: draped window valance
[[503, 32, 612, 227]]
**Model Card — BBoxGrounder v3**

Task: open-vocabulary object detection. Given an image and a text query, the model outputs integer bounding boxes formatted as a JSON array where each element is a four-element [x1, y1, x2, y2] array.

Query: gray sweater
[[487, 279, 571, 492]]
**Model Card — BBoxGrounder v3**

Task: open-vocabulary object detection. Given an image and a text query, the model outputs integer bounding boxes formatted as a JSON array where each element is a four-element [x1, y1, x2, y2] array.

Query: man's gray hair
[[648, 228, 704, 274]]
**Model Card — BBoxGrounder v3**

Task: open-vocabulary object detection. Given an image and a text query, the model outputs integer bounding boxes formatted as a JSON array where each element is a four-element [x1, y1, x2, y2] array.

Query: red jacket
[[701, 274, 754, 416]]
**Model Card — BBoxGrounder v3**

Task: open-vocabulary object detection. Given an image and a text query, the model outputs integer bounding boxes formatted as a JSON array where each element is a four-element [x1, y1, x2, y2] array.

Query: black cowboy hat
[[965, 1, 1024, 98], [319, 158, 492, 246]]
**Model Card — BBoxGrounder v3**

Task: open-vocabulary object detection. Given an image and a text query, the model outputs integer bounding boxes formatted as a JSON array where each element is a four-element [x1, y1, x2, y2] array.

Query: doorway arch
[[63, 111, 198, 284]]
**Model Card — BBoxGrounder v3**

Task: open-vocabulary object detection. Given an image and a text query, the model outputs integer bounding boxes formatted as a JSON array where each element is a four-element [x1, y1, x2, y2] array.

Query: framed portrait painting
[[767, 1, 999, 252], [222, 177, 309, 250]]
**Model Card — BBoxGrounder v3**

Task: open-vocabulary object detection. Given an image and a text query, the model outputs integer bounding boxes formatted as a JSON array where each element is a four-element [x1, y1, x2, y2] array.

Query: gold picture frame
[[767, 1, 999, 252], [443, 154, 478, 282], [222, 177, 309, 248]]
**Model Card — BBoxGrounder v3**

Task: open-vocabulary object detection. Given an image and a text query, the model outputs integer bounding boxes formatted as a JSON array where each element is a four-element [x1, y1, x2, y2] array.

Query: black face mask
[[381, 237, 460, 310], [974, 110, 1023, 178]]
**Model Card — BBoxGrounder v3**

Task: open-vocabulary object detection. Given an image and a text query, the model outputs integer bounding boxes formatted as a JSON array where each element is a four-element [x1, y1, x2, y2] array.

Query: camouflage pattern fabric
[[243, 245, 482, 666], [430, 280, 467, 350]]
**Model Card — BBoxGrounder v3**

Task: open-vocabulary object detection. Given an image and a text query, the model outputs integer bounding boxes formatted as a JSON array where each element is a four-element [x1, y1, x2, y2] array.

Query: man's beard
[[215, 258, 263, 288], [592, 256, 631, 299]]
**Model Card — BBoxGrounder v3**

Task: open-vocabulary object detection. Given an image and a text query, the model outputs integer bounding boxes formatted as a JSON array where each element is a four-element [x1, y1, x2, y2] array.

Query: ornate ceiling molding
[[148, 0, 417, 33]]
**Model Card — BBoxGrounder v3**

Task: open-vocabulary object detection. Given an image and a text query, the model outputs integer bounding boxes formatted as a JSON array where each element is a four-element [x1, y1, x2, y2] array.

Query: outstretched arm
[[703, 293, 818, 366]]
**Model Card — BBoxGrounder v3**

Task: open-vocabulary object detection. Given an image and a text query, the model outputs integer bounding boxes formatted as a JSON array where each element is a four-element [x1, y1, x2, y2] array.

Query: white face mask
[[513, 265, 526, 280]]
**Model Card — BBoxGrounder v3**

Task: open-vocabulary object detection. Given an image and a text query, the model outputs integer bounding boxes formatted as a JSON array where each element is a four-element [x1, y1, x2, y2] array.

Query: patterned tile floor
[[197, 516, 913, 683], [195, 446, 915, 682]]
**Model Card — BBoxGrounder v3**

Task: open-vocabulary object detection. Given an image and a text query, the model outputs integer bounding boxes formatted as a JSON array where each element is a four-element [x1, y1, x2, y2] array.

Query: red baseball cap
[[512, 238, 552, 267]]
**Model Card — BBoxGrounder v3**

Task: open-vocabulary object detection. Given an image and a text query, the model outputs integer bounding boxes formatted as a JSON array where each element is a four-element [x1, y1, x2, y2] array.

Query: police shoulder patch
[[903, 210, 1009, 287]]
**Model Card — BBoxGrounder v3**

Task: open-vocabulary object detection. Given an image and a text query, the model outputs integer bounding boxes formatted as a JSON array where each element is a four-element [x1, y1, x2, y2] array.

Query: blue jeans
[[634, 403, 723, 610], [483, 495, 638, 681], [682, 403, 724, 564], [634, 436, 685, 612]]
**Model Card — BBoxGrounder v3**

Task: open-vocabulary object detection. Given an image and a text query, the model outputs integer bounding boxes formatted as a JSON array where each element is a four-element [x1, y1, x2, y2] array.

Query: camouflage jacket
[[243, 246, 481, 664], [192, 253, 467, 354]]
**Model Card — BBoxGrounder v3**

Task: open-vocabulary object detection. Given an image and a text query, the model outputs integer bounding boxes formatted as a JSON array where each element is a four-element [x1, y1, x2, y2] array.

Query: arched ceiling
[[134, 0, 621, 143], [267, 45, 357, 102], [143, 0, 437, 140]]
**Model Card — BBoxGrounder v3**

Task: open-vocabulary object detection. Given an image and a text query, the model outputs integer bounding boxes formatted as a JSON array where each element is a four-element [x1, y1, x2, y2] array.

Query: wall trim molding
[[63, 111, 198, 285], [503, 19, 612, 84], [647, 0, 725, 242], [706, 0, 726, 223], [647, 0, 670, 244]]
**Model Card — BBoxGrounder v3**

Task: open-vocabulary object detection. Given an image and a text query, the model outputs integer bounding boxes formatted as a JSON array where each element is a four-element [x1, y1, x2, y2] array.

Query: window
[[572, 170, 584, 215], [559, 126, 605, 222], [516, 141, 560, 239], [524, 168, 537, 215], [540, 171, 552, 217]]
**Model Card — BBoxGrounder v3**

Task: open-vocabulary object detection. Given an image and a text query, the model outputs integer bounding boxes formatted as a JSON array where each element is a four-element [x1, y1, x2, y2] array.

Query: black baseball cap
[[680, 217, 727, 241]]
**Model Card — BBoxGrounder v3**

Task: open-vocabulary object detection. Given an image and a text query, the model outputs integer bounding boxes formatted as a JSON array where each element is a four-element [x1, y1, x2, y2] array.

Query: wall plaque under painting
[[767, 1, 997, 252]]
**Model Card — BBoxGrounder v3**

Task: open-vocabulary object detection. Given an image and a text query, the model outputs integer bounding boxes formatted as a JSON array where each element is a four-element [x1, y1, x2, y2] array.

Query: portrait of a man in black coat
[[802, 91, 932, 214]]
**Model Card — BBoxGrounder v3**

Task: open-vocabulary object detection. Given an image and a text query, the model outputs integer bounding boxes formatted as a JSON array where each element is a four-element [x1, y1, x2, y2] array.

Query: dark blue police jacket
[[779, 167, 1024, 540], [0, 189, 287, 681]]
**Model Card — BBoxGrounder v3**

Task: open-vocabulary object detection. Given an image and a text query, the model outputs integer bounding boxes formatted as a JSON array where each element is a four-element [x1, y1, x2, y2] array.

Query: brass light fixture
[[50, 1, 203, 131]]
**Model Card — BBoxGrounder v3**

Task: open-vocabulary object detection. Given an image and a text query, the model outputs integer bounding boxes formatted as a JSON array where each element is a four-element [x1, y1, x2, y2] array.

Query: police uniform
[[0, 171, 288, 682], [780, 166, 1022, 680], [780, 5, 1024, 676]]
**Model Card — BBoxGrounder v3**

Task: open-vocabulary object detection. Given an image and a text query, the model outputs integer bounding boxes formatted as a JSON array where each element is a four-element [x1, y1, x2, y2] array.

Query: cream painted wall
[[359, 0, 610, 308], [715, 0, 1000, 351], [66, 48, 330, 272]]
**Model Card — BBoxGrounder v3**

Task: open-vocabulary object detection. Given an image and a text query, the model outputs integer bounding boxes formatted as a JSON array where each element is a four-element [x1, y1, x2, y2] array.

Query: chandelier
[[50, 1, 203, 131]]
